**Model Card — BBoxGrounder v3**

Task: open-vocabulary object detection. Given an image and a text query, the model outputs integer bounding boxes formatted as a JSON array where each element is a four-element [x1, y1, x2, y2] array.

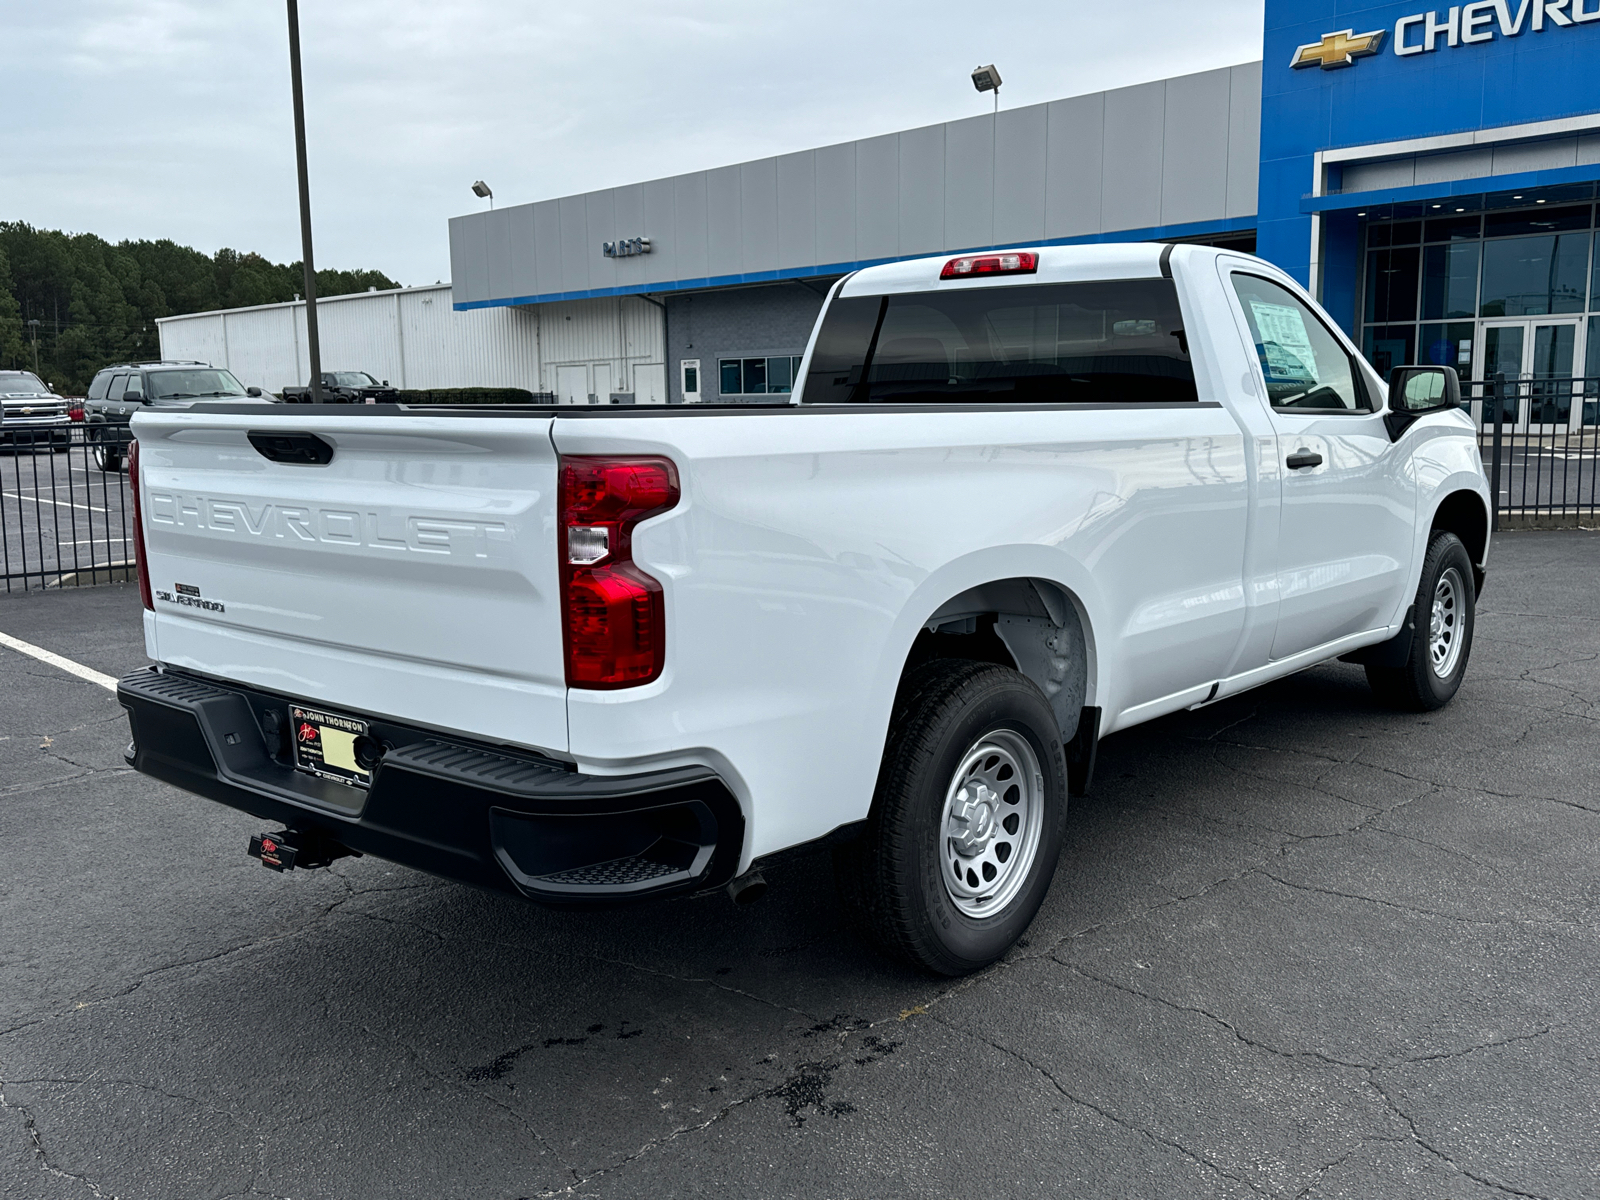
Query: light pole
[[25, 319, 39, 374], [472, 180, 494, 210], [972, 64, 1002, 114], [286, 0, 323, 402]]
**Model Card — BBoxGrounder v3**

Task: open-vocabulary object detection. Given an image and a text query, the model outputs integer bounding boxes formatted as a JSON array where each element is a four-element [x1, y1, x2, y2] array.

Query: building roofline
[[155, 282, 451, 325], [451, 217, 1258, 311]]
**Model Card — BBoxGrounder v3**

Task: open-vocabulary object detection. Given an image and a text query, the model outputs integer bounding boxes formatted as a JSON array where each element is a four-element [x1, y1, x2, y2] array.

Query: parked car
[[0, 370, 71, 451], [83, 361, 266, 471], [116, 243, 1491, 974], [280, 371, 399, 404]]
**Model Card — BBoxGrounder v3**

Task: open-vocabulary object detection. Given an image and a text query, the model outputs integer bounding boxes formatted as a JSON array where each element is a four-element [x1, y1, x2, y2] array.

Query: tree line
[[0, 222, 399, 394]]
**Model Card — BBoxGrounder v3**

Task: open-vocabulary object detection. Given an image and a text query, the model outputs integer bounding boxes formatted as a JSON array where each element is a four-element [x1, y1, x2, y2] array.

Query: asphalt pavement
[[2, 533, 1599, 1199]]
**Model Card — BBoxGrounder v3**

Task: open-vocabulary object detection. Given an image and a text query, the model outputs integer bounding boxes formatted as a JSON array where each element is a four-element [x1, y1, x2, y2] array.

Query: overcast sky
[[3, 1, 1264, 288]]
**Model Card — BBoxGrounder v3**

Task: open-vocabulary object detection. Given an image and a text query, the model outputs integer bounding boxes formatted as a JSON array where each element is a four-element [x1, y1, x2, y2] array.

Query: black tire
[[834, 659, 1068, 976], [93, 443, 123, 472], [1367, 531, 1475, 711]]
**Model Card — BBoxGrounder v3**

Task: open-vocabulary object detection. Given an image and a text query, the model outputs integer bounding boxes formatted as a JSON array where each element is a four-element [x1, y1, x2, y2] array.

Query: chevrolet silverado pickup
[[117, 244, 1491, 975]]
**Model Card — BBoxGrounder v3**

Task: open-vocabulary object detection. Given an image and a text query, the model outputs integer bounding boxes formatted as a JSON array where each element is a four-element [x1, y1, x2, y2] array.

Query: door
[[633, 363, 666, 404], [554, 365, 587, 406], [1229, 273, 1417, 661], [1477, 318, 1585, 432], [592, 363, 612, 404]]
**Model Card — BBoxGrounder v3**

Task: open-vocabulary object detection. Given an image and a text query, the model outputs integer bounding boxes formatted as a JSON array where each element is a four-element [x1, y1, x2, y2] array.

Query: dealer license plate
[[290, 705, 371, 788]]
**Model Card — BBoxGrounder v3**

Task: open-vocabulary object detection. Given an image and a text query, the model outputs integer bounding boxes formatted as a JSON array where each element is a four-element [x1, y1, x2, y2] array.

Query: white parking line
[[0, 630, 118, 691], [1, 490, 108, 513]]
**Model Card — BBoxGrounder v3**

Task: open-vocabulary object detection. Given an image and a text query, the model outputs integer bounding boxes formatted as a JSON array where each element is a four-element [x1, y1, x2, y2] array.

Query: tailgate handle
[[248, 430, 334, 465]]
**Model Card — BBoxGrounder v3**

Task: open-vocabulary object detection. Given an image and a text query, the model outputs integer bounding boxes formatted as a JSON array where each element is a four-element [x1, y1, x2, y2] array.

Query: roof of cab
[[837, 242, 1223, 297]]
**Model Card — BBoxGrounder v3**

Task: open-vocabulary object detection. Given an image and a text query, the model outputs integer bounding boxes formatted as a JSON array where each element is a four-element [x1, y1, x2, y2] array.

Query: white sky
[[2, 1, 1265, 288]]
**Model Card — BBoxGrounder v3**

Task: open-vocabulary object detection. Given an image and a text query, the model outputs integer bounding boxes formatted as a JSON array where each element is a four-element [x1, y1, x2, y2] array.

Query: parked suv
[[281, 371, 400, 404], [0, 370, 71, 451], [84, 362, 266, 471]]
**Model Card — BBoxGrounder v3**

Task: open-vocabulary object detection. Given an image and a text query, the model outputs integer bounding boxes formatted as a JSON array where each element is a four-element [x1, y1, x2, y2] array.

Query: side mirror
[[382, 380, 389, 387], [246, 386, 263, 397], [124, 389, 144, 403], [1384, 365, 1460, 441]]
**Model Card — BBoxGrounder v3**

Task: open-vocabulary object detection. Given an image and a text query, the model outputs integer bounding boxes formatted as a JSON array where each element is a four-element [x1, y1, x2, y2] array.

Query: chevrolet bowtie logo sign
[[1291, 28, 1387, 70]]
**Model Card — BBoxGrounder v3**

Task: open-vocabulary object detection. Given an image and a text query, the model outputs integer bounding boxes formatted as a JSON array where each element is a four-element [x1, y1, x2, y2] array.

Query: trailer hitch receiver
[[248, 828, 361, 872]]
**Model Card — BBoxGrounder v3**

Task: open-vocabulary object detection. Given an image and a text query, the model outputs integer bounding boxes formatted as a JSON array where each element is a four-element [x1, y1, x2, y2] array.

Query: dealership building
[[161, 0, 1600, 428]]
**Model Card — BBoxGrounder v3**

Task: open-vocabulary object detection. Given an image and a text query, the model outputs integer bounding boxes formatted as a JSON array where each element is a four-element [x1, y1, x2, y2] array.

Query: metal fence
[[0, 425, 135, 593], [1471, 374, 1600, 530], [2, 383, 1596, 597]]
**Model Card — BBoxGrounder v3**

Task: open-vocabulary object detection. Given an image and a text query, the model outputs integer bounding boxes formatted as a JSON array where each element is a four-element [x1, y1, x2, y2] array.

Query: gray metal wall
[[665, 283, 829, 402], [451, 62, 1263, 310]]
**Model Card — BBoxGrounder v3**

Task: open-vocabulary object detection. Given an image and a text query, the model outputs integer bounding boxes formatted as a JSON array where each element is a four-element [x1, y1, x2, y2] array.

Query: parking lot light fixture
[[472, 181, 494, 209], [972, 64, 1002, 113]]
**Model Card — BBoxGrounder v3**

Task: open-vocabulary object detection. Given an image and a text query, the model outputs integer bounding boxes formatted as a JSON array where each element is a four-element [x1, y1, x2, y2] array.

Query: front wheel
[[1367, 531, 1476, 711], [834, 660, 1068, 976], [92, 442, 123, 472]]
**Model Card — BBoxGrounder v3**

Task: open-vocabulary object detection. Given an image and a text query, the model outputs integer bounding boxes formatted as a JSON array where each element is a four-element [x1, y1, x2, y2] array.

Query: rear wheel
[[1367, 531, 1476, 711], [834, 660, 1068, 975]]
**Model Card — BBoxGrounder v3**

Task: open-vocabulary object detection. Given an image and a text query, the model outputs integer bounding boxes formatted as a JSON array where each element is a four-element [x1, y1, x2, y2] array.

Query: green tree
[[0, 221, 399, 392]]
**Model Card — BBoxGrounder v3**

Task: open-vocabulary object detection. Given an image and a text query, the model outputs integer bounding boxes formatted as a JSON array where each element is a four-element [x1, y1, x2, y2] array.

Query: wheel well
[[905, 578, 1089, 740], [1431, 490, 1489, 593]]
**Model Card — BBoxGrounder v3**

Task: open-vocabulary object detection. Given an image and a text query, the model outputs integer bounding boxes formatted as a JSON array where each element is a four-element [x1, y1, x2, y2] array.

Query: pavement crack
[[0, 1076, 123, 1199], [1364, 1077, 1557, 1200], [926, 1013, 1271, 1196], [1057, 961, 1375, 1070]]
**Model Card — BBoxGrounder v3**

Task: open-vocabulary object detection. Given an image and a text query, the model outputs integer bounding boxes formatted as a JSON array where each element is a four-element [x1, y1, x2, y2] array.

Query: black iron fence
[[0, 425, 136, 593], [1471, 374, 1600, 529], [2, 384, 1597, 597]]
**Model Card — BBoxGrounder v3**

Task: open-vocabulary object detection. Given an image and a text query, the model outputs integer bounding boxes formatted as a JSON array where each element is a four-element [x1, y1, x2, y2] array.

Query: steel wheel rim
[[938, 728, 1045, 919], [1429, 567, 1465, 679]]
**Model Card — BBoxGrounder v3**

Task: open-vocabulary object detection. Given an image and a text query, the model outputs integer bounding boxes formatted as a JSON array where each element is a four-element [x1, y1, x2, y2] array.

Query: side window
[[88, 372, 112, 401], [107, 374, 129, 401], [1230, 274, 1367, 413]]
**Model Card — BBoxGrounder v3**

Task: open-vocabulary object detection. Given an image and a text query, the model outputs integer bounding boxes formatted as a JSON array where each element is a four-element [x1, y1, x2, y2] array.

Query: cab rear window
[[802, 279, 1196, 405]]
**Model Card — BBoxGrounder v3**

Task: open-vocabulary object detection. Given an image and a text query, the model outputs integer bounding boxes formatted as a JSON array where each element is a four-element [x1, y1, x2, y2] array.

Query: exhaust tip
[[726, 869, 768, 906]]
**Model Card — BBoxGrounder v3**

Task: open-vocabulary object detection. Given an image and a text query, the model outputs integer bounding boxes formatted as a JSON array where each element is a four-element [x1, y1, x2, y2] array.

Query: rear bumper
[[117, 667, 745, 904]]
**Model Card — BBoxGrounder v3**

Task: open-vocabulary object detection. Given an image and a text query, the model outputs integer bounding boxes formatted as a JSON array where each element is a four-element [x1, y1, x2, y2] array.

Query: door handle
[[1286, 450, 1323, 470]]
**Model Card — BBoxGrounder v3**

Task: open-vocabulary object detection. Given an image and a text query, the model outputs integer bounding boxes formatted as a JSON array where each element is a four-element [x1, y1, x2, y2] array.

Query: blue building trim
[[451, 217, 1258, 311], [1301, 163, 1600, 215]]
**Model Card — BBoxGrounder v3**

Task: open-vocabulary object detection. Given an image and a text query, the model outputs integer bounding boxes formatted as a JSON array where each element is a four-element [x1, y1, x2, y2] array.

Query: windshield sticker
[[1249, 301, 1319, 385]]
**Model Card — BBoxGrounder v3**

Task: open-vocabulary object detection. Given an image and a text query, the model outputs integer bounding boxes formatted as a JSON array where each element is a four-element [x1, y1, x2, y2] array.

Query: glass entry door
[[1476, 319, 1586, 431]]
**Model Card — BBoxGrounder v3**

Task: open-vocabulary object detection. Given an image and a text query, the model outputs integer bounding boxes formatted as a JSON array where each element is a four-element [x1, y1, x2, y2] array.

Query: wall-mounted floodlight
[[472, 180, 494, 209], [972, 64, 1002, 112]]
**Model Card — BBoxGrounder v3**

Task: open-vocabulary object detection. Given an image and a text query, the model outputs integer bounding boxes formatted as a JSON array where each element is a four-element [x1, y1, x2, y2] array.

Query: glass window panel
[[1481, 326, 1525, 424], [1586, 317, 1600, 425], [1234, 274, 1364, 411], [719, 359, 741, 396], [765, 356, 793, 393], [1389, 220, 1422, 245], [1424, 214, 1482, 242], [1484, 204, 1593, 238], [742, 358, 766, 393], [1365, 246, 1420, 323], [1418, 322, 1475, 371], [1480, 233, 1591, 316], [1421, 243, 1479, 320], [1361, 325, 1416, 382], [1366, 223, 1393, 249], [683, 364, 698, 394], [1528, 323, 1578, 425], [107, 374, 129, 400], [1593, 237, 1600, 311], [803, 280, 1195, 405]]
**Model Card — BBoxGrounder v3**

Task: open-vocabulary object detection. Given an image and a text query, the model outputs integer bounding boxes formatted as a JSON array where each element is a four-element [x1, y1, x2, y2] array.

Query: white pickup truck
[[118, 244, 1490, 975]]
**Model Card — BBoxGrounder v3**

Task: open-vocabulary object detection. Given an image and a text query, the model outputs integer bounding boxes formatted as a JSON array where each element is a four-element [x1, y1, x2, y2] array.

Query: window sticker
[[1249, 300, 1319, 385]]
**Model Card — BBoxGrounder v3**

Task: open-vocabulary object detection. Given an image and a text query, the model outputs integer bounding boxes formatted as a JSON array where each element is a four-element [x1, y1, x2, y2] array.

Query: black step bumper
[[117, 668, 744, 904]]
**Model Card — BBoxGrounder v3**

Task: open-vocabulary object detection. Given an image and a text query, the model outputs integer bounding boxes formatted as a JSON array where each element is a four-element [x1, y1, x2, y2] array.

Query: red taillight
[[69, 405, 85, 422], [559, 456, 679, 688], [940, 251, 1039, 280], [128, 439, 153, 611]]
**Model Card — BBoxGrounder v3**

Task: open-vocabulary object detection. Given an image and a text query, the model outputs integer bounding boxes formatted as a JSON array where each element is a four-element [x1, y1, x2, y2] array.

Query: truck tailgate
[[133, 410, 568, 755]]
